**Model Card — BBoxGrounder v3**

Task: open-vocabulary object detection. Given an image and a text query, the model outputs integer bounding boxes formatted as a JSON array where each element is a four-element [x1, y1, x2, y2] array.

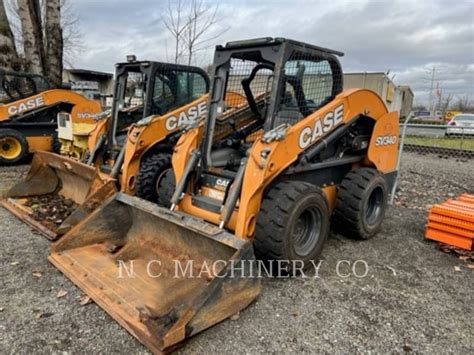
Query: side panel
[[367, 111, 399, 173], [0, 89, 101, 120], [69, 100, 103, 125], [27, 136, 53, 152]]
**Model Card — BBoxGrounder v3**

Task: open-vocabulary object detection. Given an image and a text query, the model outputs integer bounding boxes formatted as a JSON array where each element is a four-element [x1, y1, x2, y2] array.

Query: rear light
[[448, 120, 456, 126]]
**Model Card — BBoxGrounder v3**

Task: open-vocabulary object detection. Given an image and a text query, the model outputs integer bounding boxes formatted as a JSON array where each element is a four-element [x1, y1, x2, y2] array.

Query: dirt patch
[[393, 153, 472, 210], [24, 194, 78, 231]]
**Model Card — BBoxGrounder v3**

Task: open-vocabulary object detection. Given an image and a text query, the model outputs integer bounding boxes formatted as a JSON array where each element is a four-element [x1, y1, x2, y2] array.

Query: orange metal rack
[[425, 194, 474, 250]]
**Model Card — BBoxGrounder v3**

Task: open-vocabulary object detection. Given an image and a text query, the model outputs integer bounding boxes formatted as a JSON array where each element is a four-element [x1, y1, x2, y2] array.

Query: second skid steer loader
[[0, 69, 102, 165], [47, 38, 399, 352], [1, 59, 215, 239]]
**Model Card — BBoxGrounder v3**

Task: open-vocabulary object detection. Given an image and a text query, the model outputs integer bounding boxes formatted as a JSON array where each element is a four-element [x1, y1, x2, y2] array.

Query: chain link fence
[[399, 121, 474, 159], [390, 118, 473, 203]]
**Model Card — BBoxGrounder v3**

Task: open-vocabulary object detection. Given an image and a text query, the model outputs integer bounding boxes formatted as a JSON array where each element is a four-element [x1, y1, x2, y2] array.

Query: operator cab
[[184, 37, 344, 211], [93, 60, 209, 175], [203, 38, 343, 171], [110, 61, 209, 148]]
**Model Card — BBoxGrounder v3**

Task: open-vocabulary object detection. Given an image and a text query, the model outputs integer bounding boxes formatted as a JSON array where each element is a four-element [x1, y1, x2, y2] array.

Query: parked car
[[422, 115, 443, 122], [446, 114, 474, 135]]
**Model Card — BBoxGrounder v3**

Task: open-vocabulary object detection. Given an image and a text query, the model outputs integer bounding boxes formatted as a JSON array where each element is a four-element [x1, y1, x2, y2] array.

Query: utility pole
[[427, 67, 436, 115], [436, 82, 442, 113]]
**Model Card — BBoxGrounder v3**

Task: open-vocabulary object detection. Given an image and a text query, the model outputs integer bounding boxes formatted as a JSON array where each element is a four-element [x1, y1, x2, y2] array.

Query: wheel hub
[[155, 168, 171, 195], [365, 186, 383, 225], [293, 207, 322, 257], [0, 137, 22, 159]]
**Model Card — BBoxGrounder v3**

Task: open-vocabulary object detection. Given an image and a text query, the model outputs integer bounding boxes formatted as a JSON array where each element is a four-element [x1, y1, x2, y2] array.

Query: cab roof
[[218, 37, 344, 57]]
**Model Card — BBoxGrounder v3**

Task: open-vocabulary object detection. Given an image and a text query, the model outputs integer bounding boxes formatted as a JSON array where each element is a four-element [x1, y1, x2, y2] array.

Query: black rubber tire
[[332, 167, 388, 240], [0, 129, 29, 165], [254, 181, 330, 273], [135, 154, 175, 207]]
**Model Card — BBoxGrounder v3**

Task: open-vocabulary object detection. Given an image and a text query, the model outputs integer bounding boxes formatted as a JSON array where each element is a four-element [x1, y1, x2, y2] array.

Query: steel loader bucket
[[0, 151, 116, 240], [48, 193, 261, 353]]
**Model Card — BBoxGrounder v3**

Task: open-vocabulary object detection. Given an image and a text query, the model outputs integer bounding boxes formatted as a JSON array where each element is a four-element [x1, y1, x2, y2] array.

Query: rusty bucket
[[0, 151, 116, 239], [49, 193, 261, 353]]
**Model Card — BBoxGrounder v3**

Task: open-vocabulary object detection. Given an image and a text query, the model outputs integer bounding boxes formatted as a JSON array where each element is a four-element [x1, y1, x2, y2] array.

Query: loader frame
[[73, 61, 210, 164], [201, 37, 344, 168]]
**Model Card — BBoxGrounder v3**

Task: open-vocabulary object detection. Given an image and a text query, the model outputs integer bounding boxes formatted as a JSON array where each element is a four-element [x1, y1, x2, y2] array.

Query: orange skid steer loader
[[49, 38, 399, 352], [0, 69, 101, 165], [1, 60, 213, 239]]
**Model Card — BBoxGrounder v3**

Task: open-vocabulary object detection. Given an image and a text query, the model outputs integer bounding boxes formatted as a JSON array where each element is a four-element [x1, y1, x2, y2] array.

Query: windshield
[[151, 70, 207, 115], [210, 56, 274, 140], [226, 58, 273, 110], [455, 115, 474, 122], [274, 56, 335, 128], [112, 64, 209, 147], [115, 70, 146, 132]]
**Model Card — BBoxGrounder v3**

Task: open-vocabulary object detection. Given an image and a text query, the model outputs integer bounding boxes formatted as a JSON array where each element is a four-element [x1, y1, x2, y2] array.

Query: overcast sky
[[70, 0, 473, 105]]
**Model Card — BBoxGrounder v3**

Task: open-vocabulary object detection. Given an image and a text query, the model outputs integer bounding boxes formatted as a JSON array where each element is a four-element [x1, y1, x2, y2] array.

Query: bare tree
[[17, 0, 45, 74], [44, 0, 62, 85], [163, 0, 228, 65], [0, 0, 20, 69], [162, 0, 187, 64], [60, 0, 83, 68], [439, 93, 454, 113], [183, 0, 225, 66], [5, 0, 78, 77], [4, 0, 22, 53], [454, 94, 471, 112]]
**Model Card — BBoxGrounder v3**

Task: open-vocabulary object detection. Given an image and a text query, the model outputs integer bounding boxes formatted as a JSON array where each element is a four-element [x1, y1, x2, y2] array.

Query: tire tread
[[135, 154, 172, 205], [255, 181, 329, 267], [333, 167, 387, 239]]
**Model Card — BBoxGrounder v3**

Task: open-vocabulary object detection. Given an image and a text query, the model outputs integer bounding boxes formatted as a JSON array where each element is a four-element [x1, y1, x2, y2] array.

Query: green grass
[[404, 136, 474, 150]]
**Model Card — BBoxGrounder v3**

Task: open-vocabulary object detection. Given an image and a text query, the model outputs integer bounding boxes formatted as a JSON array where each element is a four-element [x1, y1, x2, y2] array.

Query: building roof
[[398, 85, 414, 96], [344, 72, 387, 76], [65, 69, 113, 78]]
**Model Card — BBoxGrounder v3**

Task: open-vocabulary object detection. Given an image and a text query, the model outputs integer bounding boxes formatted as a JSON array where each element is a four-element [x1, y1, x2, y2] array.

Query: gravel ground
[[0, 152, 473, 354]]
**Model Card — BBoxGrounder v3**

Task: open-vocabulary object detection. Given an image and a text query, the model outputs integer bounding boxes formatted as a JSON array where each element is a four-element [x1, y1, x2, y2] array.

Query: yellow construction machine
[[0, 69, 101, 165], [1, 59, 212, 239], [47, 38, 400, 352]]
